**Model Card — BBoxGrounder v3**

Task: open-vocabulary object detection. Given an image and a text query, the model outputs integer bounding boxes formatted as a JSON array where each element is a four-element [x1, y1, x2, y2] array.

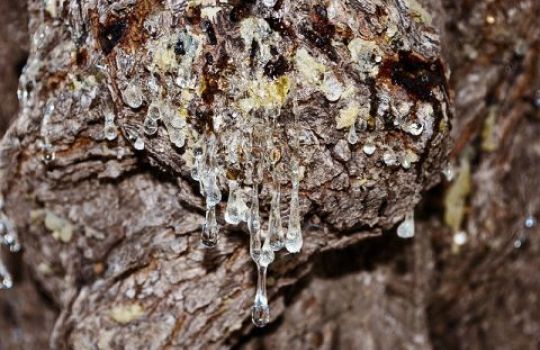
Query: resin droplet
[[202, 205, 218, 247], [171, 114, 187, 129], [401, 151, 419, 170], [2, 232, 21, 253], [514, 234, 528, 249], [134, 137, 145, 151], [442, 163, 456, 181], [42, 143, 55, 164], [0, 215, 21, 253], [383, 151, 397, 166], [397, 211, 415, 239], [363, 143, 376, 156], [524, 215, 537, 229], [122, 84, 144, 109], [286, 160, 303, 253], [322, 72, 344, 102], [147, 102, 162, 121], [169, 129, 186, 148], [347, 125, 359, 145], [0, 260, 12, 289], [104, 122, 118, 141], [251, 265, 270, 327], [143, 117, 158, 135], [404, 122, 424, 136], [261, 0, 278, 8], [453, 231, 467, 246]]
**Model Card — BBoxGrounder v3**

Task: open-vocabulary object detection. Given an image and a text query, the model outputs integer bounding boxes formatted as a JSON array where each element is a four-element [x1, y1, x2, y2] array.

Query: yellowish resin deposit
[[239, 76, 290, 112], [109, 303, 145, 324], [44, 211, 75, 243], [240, 18, 271, 46], [295, 48, 326, 85], [152, 36, 178, 72], [406, 0, 433, 24], [444, 158, 471, 232], [481, 107, 498, 152], [348, 38, 382, 75], [336, 102, 361, 129]]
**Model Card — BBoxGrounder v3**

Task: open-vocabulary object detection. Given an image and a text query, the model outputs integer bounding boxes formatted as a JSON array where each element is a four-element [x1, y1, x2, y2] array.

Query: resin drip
[[202, 205, 218, 247], [0, 198, 17, 289], [0, 259, 12, 289], [286, 159, 303, 253], [249, 183, 262, 263], [267, 177, 284, 252], [200, 133, 221, 246], [397, 211, 415, 239], [251, 264, 270, 327]]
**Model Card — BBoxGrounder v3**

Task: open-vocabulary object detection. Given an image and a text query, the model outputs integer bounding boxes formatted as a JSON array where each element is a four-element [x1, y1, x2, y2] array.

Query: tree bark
[[0, 0, 539, 349]]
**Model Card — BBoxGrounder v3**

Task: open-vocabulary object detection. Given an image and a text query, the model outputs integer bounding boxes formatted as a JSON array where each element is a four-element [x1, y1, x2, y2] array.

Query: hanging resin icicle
[[397, 211, 415, 239], [248, 154, 264, 262], [267, 178, 284, 251], [226, 132, 240, 165], [347, 124, 359, 145], [224, 180, 239, 224], [249, 183, 262, 263], [203, 134, 222, 207], [200, 133, 221, 246], [259, 238, 275, 268], [191, 138, 206, 185], [0, 195, 21, 257], [202, 204, 218, 247], [248, 158, 273, 327], [0, 218, 21, 254], [0, 199, 15, 289], [0, 258, 12, 289], [250, 227, 275, 328], [225, 179, 247, 225], [286, 159, 303, 253], [251, 215, 275, 327], [251, 264, 270, 327]]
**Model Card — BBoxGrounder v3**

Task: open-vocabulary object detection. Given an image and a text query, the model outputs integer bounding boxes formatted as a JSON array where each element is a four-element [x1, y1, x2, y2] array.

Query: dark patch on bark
[[265, 17, 296, 39], [186, 5, 202, 26], [264, 55, 290, 79], [380, 51, 446, 102], [202, 20, 217, 46], [98, 18, 127, 55], [175, 33, 186, 56], [229, 0, 256, 23]]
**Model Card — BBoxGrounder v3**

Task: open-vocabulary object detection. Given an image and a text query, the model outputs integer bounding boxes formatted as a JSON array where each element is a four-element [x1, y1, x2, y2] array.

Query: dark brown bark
[[0, 0, 539, 349]]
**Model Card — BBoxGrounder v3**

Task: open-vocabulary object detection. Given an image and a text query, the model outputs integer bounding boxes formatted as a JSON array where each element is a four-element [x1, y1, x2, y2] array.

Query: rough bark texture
[[0, 0, 539, 349], [0, 0, 29, 134]]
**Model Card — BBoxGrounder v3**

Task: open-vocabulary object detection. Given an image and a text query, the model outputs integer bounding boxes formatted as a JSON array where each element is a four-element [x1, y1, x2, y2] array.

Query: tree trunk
[[0, 0, 538, 349]]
